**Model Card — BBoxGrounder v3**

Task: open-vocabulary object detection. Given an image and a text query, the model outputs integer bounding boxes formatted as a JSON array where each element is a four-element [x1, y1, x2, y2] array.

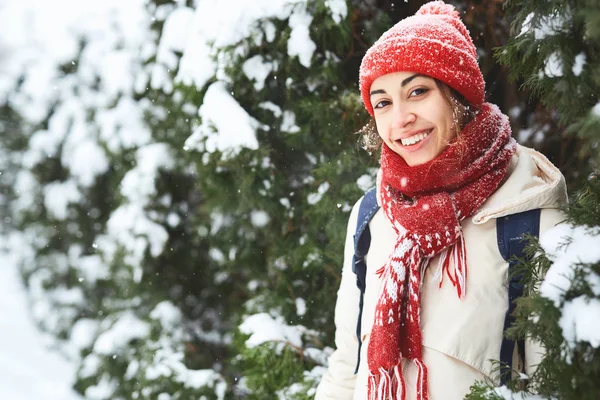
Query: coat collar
[[471, 144, 567, 224]]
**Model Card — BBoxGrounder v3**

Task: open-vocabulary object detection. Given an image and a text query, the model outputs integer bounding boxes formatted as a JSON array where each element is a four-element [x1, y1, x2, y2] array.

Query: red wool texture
[[367, 103, 517, 400], [359, 1, 484, 117]]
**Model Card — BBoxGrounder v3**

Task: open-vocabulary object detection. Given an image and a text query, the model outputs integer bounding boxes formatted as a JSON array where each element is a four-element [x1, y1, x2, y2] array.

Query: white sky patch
[[307, 182, 330, 205], [325, 0, 348, 24], [184, 81, 261, 156], [540, 224, 600, 307], [93, 312, 150, 355], [242, 55, 274, 91], [288, 8, 316, 68], [544, 51, 563, 78], [560, 296, 600, 350], [573, 53, 586, 76], [239, 312, 305, 348], [43, 180, 82, 220], [592, 103, 600, 117], [250, 210, 270, 228]]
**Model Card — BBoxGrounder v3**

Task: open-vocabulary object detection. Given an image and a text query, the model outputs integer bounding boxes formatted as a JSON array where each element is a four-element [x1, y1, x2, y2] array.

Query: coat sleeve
[[314, 200, 362, 399], [524, 206, 567, 377]]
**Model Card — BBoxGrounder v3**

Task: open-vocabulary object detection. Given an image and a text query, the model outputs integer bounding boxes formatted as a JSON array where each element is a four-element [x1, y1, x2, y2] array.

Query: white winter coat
[[315, 145, 568, 400]]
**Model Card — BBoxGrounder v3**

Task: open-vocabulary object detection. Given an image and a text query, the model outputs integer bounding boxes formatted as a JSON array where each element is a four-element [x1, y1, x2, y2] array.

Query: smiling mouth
[[398, 129, 432, 146]]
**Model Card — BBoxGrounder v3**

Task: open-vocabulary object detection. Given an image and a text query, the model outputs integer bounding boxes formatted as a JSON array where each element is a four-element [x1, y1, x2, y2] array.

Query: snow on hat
[[359, 0, 485, 116]]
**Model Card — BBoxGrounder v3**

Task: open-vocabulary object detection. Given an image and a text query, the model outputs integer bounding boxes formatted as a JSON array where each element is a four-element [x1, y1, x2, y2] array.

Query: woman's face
[[370, 72, 456, 166]]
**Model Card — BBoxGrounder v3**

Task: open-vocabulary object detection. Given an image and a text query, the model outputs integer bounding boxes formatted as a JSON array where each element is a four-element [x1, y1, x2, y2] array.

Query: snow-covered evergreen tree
[[2, 0, 597, 399], [467, 1, 600, 399]]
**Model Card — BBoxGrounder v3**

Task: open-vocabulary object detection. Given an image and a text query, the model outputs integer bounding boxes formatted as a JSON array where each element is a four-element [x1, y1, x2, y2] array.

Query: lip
[[396, 128, 433, 141], [394, 128, 433, 152]]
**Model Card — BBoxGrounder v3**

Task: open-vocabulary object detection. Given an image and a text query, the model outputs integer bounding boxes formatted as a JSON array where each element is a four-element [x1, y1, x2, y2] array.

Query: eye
[[373, 100, 391, 109], [409, 87, 429, 98]]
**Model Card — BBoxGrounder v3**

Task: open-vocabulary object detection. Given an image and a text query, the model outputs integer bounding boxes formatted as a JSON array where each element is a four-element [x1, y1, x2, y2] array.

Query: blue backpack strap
[[352, 187, 380, 374], [496, 208, 541, 385]]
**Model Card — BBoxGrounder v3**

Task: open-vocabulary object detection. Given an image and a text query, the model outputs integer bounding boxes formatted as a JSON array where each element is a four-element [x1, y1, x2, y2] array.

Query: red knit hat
[[359, 1, 485, 117]]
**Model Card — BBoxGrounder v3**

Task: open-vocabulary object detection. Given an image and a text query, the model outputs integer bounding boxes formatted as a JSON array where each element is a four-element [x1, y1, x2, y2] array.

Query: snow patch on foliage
[[240, 312, 305, 348], [185, 82, 262, 156], [259, 101, 283, 117], [97, 97, 152, 153], [43, 180, 82, 220], [539, 224, 600, 306], [69, 245, 110, 284], [560, 296, 600, 349], [539, 223, 600, 355], [325, 0, 348, 24], [308, 182, 330, 205], [63, 136, 110, 188], [121, 143, 174, 205], [519, 12, 568, 40], [288, 9, 316, 67], [281, 110, 301, 133], [357, 174, 375, 192], [70, 318, 100, 351], [243, 55, 274, 91], [23, 129, 63, 167], [544, 52, 563, 78], [296, 298, 307, 317], [573, 53, 586, 76], [250, 210, 270, 227], [150, 301, 183, 332], [161, 0, 316, 91], [107, 204, 170, 281], [94, 312, 150, 355]]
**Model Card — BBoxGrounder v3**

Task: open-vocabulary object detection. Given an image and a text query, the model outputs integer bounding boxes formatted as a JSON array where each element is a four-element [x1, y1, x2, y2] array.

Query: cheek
[[374, 119, 387, 140]]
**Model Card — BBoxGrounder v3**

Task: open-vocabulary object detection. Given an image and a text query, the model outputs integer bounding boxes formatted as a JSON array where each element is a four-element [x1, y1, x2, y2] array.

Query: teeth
[[400, 131, 430, 146]]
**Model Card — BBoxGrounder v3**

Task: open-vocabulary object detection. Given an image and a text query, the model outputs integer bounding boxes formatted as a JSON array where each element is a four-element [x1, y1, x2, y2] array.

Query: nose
[[391, 104, 416, 129]]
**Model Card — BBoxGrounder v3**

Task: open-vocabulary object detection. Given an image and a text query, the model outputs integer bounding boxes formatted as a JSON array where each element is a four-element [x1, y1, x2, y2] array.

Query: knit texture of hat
[[359, 1, 485, 117]]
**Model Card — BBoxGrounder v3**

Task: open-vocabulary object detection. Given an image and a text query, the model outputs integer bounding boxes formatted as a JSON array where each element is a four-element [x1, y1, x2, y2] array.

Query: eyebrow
[[369, 73, 427, 97]]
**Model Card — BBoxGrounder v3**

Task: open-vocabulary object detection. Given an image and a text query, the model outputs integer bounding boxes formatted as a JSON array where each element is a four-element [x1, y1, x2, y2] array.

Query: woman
[[315, 2, 567, 400]]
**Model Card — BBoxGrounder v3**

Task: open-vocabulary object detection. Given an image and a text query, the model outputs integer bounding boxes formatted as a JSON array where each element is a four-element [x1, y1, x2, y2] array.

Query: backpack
[[351, 187, 540, 385]]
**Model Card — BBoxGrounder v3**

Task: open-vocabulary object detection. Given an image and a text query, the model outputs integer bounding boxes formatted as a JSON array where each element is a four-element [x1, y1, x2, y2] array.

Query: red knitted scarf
[[367, 103, 516, 400]]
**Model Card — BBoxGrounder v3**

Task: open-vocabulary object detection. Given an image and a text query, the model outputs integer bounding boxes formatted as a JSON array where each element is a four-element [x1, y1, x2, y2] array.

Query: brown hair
[[358, 79, 477, 156]]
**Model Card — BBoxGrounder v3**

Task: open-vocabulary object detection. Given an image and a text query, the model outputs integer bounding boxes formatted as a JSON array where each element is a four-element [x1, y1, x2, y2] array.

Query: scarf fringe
[[368, 360, 429, 400], [368, 364, 405, 400], [436, 231, 468, 298]]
